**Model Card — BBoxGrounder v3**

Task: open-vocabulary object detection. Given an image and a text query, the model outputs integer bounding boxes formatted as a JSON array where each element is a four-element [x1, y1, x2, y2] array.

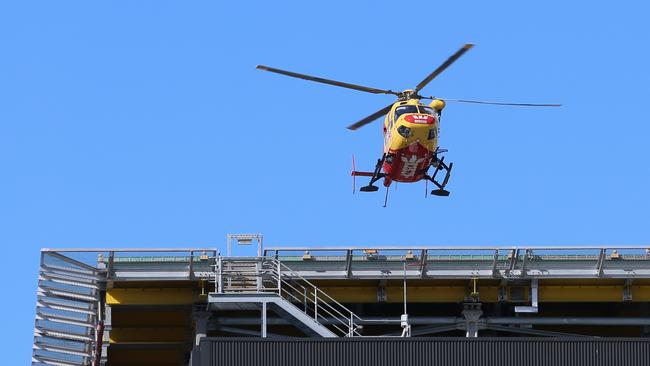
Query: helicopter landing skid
[[431, 189, 450, 197], [357, 154, 386, 193], [359, 185, 379, 192], [424, 156, 453, 197]]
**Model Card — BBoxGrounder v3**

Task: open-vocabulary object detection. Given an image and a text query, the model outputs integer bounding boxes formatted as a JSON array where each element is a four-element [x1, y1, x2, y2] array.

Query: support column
[[100, 305, 111, 366], [461, 303, 483, 338], [261, 302, 267, 338], [193, 312, 211, 347]]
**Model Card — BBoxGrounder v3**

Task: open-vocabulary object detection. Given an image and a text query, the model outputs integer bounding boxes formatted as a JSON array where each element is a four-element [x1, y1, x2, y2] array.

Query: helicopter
[[257, 44, 560, 204]]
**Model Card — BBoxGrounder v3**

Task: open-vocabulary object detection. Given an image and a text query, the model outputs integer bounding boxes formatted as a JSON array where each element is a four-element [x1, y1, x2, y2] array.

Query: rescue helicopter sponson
[[257, 44, 560, 204]]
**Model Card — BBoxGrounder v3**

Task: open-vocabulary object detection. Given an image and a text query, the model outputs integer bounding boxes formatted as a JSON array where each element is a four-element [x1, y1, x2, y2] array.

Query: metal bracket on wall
[[491, 249, 499, 277], [514, 279, 538, 313], [498, 282, 507, 302], [623, 278, 633, 301], [419, 250, 428, 278], [377, 280, 387, 303], [596, 248, 606, 277]]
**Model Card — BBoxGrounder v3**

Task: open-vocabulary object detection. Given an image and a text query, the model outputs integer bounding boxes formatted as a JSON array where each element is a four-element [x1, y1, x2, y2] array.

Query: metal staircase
[[209, 257, 362, 337], [33, 251, 103, 366]]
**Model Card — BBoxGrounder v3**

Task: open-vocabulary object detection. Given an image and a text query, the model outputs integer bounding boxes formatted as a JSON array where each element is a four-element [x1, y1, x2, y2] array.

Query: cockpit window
[[394, 105, 418, 119], [418, 106, 437, 115]]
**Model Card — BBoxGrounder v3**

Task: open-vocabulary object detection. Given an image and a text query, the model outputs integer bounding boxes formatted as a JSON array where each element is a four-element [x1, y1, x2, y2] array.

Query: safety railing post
[[107, 251, 114, 280], [314, 288, 318, 321], [256, 257, 262, 292], [217, 256, 223, 293], [349, 314, 353, 337], [277, 259, 281, 296], [188, 250, 194, 279], [227, 257, 231, 289], [303, 287, 307, 312]]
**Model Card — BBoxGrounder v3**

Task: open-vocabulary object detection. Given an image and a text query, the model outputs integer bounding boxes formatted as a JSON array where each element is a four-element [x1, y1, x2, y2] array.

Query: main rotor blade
[[347, 104, 394, 130], [413, 44, 474, 94], [257, 65, 399, 96], [442, 98, 562, 107]]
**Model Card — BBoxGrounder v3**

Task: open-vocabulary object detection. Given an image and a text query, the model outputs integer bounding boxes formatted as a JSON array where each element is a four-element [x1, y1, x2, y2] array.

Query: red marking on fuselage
[[404, 114, 435, 124], [383, 142, 432, 183]]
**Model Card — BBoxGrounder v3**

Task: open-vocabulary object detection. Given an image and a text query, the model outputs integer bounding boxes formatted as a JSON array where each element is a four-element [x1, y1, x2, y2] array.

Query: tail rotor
[[352, 154, 356, 194]]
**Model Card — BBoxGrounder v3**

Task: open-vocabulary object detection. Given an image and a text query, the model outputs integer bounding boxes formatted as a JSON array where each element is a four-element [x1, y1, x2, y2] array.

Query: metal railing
[[261, 246, 650, 279], [33, 251, 102, 366], [34, 248, 218, 366], [213, 257, 363, 337]]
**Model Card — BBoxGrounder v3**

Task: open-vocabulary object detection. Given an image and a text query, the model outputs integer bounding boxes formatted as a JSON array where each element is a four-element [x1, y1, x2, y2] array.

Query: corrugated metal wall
[[196, 337, 650, 366]]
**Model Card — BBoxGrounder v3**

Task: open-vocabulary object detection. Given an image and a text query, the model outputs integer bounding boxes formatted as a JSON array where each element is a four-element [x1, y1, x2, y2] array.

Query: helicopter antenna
[[383, 186, 390, 208]]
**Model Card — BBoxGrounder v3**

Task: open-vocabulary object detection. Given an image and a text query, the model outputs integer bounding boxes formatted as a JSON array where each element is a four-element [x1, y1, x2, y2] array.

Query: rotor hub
[[399, 89, 419, 100]]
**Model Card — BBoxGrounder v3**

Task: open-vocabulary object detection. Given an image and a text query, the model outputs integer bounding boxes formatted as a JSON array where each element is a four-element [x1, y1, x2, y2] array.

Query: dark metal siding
[[198, 337, 650, 366]]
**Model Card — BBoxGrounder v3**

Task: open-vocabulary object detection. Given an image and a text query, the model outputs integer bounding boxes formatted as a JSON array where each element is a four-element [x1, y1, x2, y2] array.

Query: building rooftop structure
[[31, 237, 650, 365]]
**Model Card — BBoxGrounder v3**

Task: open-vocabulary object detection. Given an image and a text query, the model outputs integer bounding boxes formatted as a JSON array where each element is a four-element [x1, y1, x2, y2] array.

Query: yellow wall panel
[[387, 286, 467, 303], [631, 285, 650, 301], [478, 286, 500, 302], [107, 287, 195, 305], [539, 285, 624, 302]]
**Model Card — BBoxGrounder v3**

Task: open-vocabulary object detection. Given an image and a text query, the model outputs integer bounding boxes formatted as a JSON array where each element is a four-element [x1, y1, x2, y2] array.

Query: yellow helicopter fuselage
[[380, 98, 445, 183]]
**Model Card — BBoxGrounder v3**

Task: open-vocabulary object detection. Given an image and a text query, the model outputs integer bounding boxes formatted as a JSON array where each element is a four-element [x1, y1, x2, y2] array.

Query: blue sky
[[1, 1, 649, 361]]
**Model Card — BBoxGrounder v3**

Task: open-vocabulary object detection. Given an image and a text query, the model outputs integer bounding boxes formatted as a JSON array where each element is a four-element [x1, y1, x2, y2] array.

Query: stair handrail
[[264, 260, 356, 336], [214, 256, 363, 337]]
